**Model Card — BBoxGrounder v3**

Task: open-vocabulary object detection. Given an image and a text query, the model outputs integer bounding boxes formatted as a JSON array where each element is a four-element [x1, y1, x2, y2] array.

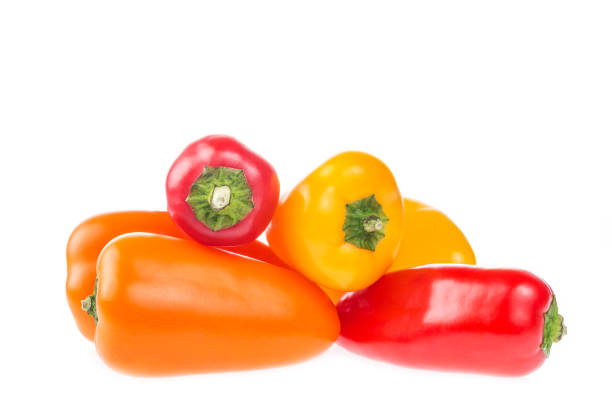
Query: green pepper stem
[[541, 295, 565, 357], [81, 278, 98, 325], [343, 195, 389, 251], [186, 166, 254, 231], [363, 216, 383, 232], [210, 185, 232, 210]]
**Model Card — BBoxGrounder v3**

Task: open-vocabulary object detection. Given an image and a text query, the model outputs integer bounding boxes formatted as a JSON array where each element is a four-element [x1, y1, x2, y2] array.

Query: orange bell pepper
[[388, 198, 476, 272], [267, 152, 404, 292], [66, 211, 310, 341], [92, 233, 339, 376]]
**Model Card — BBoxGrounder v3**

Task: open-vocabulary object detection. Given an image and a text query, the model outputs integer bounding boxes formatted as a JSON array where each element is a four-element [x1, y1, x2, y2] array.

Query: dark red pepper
[[337, 265, 565, 376], [166, 135, 279, 246]]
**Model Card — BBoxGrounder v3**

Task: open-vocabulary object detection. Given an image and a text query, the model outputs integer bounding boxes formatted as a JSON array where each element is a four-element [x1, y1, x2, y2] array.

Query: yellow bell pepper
[[317, 198, 476, 303], [267, 152, 404, 292], [389, 198, 476, 272]]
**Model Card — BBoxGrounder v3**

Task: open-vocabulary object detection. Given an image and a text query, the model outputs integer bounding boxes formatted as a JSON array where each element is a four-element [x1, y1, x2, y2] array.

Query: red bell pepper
[[337, 265, 565, 376], [166, 135, 279, 246]]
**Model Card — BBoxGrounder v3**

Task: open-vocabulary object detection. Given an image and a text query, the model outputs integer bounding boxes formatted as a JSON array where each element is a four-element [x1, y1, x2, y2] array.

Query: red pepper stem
[[185, 166, 254, 231], [210, 186, 232, 210], [541, 295, 565, 357]]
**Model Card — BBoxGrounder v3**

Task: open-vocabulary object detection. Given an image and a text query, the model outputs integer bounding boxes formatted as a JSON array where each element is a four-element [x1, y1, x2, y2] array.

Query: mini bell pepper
[[337, 265, 565, 376], [166, 135, 280, 246], [90, 233, 339, 376], [316, 198, 476, 302], [389, 198, 476, 272], [67, 211, 297, 341], [267, 152, 404, 292]]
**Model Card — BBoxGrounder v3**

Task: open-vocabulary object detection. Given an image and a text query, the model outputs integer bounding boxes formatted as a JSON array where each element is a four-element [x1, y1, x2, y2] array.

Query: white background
[[1, 1, 611, 407]]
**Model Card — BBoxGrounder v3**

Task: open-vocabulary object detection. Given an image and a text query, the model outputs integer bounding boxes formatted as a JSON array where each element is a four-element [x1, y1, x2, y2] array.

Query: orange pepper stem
[[81, 278, 98, 325]]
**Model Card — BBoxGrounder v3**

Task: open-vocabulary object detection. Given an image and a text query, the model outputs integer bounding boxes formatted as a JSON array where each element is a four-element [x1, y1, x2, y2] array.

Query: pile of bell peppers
[[66, 135, 565, 377]]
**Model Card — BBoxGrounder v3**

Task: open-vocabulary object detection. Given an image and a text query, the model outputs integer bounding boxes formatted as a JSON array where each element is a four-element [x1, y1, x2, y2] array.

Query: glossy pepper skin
[[267, 152, 403, 292], [94, 234, 339, 376], [337, 265, 565, 376], [67, 211, 296, 341], [166, 135, 280, 246], [389, 198, 476, 272]]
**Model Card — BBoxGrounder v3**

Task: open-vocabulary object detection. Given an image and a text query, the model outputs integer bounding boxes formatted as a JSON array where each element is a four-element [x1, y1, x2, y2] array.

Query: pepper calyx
[[186, 166, 254, 231], [541, 295, 566, 357], [81, 278, 98, 325], [343, 194, 388, 251]]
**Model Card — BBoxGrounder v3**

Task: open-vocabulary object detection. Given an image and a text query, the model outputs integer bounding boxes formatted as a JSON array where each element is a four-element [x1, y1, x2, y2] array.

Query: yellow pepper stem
[[343, 194, 389, 251]]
